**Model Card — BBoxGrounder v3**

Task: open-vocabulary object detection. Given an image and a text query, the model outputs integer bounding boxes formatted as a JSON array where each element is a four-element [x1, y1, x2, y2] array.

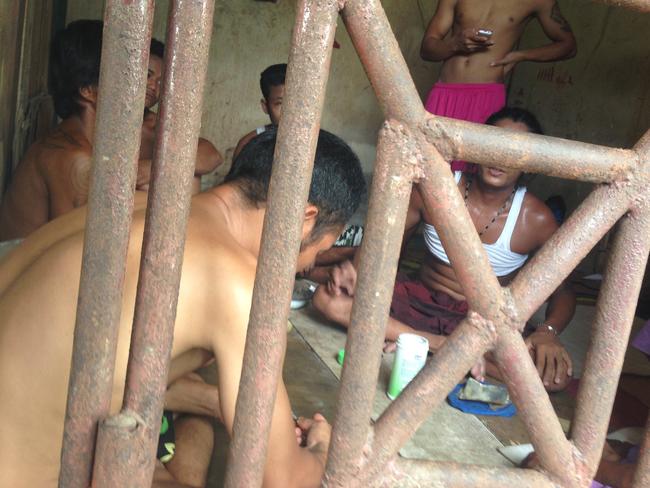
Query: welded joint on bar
[[464, 310, 499, 348], [380, 119, 426, 183], [419, 115, 455, 162], [502, 286, 531, 334]]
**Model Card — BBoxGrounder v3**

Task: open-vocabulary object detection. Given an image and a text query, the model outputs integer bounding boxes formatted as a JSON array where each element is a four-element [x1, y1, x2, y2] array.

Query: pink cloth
[[424, 82, 506, 172]]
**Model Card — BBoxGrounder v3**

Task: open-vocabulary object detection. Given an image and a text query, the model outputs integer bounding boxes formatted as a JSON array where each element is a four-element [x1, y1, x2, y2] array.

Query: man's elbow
[[561, 37, 577, 60], [196, 139, 224, 175]]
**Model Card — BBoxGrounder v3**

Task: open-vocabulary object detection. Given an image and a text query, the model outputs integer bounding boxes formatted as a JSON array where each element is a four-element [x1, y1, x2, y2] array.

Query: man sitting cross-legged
[[0, 127, 366, 487], [313, 107, 576, 392]]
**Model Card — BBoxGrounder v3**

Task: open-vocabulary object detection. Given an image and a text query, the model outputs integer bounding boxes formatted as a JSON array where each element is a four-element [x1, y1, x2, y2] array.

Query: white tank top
[[423, 172, 529, 277]]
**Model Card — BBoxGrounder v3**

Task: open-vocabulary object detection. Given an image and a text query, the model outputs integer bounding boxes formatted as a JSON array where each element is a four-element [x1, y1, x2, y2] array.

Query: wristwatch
[[536, 323, 558, 336]]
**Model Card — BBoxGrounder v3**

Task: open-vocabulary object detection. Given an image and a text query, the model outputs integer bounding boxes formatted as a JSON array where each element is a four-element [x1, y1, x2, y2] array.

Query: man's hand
[[490, 51, 524, 74], [525, 331, 572, 387], [326, 260, 357, 297], [295, 413, 331, 453], [470, 356, 486, 382], [452, 28, 494, 54]]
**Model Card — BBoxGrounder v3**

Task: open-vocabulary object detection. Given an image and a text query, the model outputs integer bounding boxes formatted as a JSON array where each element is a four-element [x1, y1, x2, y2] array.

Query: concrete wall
[[67, 0, 442, 178], [509, 0, 650, 212]]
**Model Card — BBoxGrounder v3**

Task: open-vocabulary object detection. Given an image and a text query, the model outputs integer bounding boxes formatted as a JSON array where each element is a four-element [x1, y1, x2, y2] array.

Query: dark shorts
[[390, 273, 468, 336], [157, 410, 176, 463]]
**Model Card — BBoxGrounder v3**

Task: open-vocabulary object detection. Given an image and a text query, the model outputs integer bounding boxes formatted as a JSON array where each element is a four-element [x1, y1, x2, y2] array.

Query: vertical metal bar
[[368, 313, 494, 478], [91, 1, 215, 486], [510, 182, 633, 323], [423, 115, 636, 183], [323, 122, 418, 486], [571, 209, 650, 474], [341, 0, 425, 124], [223, 1, 339, 486], [59, 3, 153, 486], [633, 415, 650, 488], [494, 329, 577, 482]]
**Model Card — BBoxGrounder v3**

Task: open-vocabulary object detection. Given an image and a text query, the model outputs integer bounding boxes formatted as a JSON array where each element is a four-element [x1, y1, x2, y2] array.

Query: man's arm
[[211, 278, 330, 488], [491, 0, 577, 69], [195, 138, 223, 176], [420, 0, 494, 62]]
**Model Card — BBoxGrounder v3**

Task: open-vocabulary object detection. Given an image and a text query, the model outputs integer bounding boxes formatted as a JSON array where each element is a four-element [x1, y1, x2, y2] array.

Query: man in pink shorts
[[421, 0, 577, 172]]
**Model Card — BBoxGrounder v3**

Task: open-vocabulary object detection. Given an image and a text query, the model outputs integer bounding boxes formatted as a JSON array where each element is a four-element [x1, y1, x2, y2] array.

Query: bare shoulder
[[234, 130, 258, 159], [520, 190, 558, 246]]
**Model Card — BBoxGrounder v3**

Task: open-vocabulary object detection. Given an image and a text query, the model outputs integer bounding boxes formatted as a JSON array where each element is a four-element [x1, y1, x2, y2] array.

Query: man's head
[[146, 38, 165, 109], [259, 64, 286, 126], [479, 107, 543, 188], [226, 128, 366, 271], [49, 20, 104, 119]]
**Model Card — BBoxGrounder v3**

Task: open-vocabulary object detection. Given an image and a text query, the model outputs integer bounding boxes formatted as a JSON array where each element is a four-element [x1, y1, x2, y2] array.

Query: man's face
[[478, 118, 528, 188], [145, 55, 164, 109], [296, 228, 342, 275], [261, 84, 284, 126]]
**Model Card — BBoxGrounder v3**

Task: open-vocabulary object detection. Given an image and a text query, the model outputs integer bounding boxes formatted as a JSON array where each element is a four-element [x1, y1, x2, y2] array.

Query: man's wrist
[[535, 323, 558, 336]]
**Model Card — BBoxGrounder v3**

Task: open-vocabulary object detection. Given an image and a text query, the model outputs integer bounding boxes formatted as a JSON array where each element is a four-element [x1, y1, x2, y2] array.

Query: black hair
[[260, 64, 287, 100], [485, 107, 543, 135], [225, 127, 366, 240], [49, 20, 104, 119], [150, 38, 165, 59]]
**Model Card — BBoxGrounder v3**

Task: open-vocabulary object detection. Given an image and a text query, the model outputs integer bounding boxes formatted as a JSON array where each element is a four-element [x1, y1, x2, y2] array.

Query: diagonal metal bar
[[59, 3, 153, 486], [571, 206, 650, 474], [368, 313, 495, 478], [592, 0, 650, 12], [391, 458, 556, 488], [415, 140, 504, 315], [224, 1, 339, 486], [509, 182, 634, 324], [324, 121, 418, 486], [92, 1, 216, 486], [423, 114, 637, 183], [633, 415, 650, 488], [494, 329, 578, 483], [341, 0, 425, 125]]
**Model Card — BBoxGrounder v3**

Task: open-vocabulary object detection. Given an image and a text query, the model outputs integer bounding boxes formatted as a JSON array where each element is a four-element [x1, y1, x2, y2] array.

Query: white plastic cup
[[387, 333, 429, 400]]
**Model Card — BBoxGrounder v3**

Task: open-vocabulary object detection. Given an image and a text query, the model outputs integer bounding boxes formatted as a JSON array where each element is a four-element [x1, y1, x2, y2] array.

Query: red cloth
[[390, 273, 468, 336], [424, 82, 506, 173]]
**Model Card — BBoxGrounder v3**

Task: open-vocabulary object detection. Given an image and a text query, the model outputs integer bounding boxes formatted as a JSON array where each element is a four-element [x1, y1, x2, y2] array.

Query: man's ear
[[260, 98, 269, 115], [79, 85, 99, 105], [301, 204, 319, 241]]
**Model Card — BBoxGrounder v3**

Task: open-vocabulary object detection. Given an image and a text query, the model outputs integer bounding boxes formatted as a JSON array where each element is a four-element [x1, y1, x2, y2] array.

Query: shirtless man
[[313, 108, 576, 392], [0, 20, 102, 240], [0, 128, 365, 487], [233, 63, 286, 159], [138, 38, 223, 194], [421, 0, 576, 172]]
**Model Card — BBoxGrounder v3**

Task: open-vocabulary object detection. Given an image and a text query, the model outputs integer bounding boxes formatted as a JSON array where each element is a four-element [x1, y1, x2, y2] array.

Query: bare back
[[0, 119, 92, 240]]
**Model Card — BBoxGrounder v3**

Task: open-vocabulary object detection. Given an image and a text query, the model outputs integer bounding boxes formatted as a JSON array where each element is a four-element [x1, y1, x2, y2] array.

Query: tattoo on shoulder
[[551, 2, 573, 33]]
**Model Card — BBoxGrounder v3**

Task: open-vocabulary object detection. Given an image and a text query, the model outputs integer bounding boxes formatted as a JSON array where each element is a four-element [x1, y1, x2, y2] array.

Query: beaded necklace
[[464, 176, 517, 237]]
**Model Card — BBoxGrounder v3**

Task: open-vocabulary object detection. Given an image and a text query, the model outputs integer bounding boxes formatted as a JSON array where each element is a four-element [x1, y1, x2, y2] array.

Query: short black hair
[[260, 64, 287, 100], [226, 128, 366, 239], [485, 107, 543, 135], [150, 38, 165, 59], [49, 20, 104, 119]]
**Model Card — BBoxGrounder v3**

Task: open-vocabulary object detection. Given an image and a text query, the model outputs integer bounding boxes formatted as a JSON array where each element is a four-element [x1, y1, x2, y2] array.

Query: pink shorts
[[425, 82, 506, 172]]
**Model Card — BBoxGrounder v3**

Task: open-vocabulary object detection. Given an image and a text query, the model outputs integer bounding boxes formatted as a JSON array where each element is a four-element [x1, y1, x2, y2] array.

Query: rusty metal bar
[[592, 0, 650, 12], [223, 1, 339, 486], [633, 415, 650, 488], [572, 208, 650, 474], [392, 459, 555, 488], [341, 0, 425, 125], [368, 313, 494, 477], [415, 141, 504, 316], [423, 115, 637, 183], [323, 122, 418, 486], [494, 329, 578, 483], [91, 1, 216, 486], [59, 3, 153, 486], [509, 181, 634, 324]]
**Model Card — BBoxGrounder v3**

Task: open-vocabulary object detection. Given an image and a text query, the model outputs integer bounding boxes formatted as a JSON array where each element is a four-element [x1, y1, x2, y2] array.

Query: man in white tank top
[[313, 108, 576, 392]]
